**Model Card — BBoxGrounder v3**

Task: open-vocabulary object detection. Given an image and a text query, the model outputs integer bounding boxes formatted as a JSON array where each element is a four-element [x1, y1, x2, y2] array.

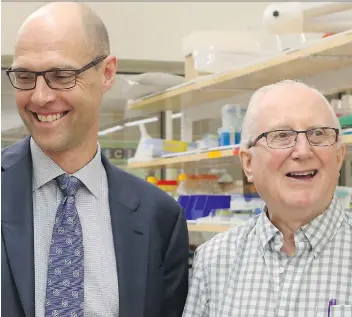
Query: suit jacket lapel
[[102, 155, 148, 317], [2, 137, 35, 317]]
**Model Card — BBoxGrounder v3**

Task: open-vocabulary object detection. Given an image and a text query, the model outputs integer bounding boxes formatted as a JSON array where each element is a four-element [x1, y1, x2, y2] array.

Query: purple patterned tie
[[45, 174, 84, 317]]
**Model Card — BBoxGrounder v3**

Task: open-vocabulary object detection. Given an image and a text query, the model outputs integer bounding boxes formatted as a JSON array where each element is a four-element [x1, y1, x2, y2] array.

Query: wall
[[0, 1, 332, 139], [2, 1, 273, 62]]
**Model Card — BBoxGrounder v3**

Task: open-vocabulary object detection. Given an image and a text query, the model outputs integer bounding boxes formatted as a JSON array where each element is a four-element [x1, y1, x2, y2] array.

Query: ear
[[336, 142, 346, 173], [101, 55, 117, 93], [239, 148, 254, 183]]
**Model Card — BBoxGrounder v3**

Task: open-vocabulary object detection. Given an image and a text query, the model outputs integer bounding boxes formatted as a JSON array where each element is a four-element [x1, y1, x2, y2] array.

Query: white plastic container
[[182, 30, 277, 73]]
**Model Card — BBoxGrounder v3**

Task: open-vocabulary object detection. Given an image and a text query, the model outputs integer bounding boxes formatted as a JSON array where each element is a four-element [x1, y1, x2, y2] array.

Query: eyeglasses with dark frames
[[6, 55, 107, 91], [247, 127, 339, 149]]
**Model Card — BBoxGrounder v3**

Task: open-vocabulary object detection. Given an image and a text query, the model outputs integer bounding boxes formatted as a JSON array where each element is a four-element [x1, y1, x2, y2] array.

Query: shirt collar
[[256, 206, 279, 253], [30, 137, 102, 198], [256, 195, 345, 254], [300, 196, 344, 253]]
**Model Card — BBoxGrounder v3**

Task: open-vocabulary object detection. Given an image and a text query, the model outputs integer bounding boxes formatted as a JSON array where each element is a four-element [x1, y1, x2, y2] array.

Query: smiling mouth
[[32, 111, 69, 123], [286, 170, 318, 180]]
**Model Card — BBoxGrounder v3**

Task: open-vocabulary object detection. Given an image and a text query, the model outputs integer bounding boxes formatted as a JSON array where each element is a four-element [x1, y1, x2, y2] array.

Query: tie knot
[[56, 174, 83, 197]]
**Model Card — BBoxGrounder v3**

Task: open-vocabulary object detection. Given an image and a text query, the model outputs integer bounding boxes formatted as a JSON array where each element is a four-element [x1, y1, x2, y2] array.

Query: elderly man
[[2, 2, 189, 317], [183, 80, 352, 317]]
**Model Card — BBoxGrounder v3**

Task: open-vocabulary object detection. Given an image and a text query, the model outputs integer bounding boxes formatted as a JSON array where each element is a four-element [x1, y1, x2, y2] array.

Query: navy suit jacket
[[1, 136, 189, 317]]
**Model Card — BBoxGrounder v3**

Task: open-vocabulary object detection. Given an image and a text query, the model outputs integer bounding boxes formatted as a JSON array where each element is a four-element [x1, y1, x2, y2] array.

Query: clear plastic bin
[[193, 174, 222, 195], [182, 30, 277, 73]]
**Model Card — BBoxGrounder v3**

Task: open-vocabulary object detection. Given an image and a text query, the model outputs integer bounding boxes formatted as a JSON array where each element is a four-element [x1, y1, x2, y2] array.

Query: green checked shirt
[[183, 196, 352, 317]]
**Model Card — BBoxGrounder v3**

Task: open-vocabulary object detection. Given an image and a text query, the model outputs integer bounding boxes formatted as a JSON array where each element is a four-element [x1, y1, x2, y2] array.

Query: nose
[[291, 132, 313, 160], [30, 76, 56, 107]]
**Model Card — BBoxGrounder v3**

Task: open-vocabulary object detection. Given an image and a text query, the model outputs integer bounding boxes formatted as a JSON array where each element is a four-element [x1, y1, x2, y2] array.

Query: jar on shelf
[[146, 176, 158, 186], [176, 173, 191, 196], [157, 180, 178, 197], [193, 174, 222, 195]]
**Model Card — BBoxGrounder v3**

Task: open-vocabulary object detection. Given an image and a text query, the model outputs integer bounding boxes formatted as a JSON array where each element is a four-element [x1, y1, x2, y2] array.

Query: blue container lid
[[254, 208, 262, 215]]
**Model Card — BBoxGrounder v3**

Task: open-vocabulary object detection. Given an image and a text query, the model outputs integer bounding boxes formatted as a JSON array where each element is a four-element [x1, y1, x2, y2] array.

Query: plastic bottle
[[219, 104, 246, 145], [219, 104, 237, 146], [234, 105, 246, 144]]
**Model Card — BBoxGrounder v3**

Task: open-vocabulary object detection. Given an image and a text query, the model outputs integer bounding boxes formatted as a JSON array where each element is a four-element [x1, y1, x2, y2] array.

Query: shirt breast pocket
[[315, 305, 352, 317], [331, 305, 352, 317]]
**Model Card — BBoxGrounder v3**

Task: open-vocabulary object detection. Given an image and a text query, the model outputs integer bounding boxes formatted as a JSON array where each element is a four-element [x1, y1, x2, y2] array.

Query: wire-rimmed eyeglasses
[[247, 127, 339, 149], [5, 55, 107, 90]]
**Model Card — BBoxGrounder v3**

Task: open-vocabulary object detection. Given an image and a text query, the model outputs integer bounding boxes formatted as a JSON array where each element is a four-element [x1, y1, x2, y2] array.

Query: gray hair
[[240, 79, 342, 150], [79, 3, 110, 57]]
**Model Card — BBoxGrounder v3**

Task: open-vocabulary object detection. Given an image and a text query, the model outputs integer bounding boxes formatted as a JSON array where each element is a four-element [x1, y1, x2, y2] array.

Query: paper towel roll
[[263, 2, 352, 34]]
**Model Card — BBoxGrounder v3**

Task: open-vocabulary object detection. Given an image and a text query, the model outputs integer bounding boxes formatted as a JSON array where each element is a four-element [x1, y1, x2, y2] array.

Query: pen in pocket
[[328, 298, 337, 317]]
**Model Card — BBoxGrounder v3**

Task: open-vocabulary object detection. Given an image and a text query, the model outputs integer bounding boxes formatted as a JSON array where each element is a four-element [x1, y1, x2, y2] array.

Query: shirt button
[[278, 267, 285, 274]]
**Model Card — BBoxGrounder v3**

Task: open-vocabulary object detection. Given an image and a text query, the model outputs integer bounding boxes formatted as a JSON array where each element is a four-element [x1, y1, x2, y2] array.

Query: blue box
[[178, 195, 231, 220]]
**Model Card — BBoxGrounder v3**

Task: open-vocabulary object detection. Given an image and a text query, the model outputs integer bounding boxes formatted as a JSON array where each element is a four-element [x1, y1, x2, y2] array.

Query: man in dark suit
[[2, 2, 189, 317]]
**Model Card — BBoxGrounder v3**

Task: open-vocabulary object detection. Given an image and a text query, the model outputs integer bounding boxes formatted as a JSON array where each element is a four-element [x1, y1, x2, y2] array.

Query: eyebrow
[[267, 124, 293, 131], [10, 64, 78, 72], [9, 66, 31, 71], [48, 64, 78, 71], [267, 123, 331, 131]]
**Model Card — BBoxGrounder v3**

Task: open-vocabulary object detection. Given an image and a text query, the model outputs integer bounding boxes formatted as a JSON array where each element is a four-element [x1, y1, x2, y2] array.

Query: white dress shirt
[[31, 138, 119, 317]]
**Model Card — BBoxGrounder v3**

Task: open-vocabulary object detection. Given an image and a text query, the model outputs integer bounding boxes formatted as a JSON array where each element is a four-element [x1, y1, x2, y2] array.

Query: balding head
[[15, 2, 109, 58], [239, 79, 345, 225], [240, 80, 342, 150], [11, 1, 117, 168], [79, 3, 110, 56]]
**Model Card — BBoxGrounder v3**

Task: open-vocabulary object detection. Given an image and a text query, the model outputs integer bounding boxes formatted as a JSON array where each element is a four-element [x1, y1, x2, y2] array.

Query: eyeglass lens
[[267, 128, 337, 148], [9, 70, 77, 89]]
